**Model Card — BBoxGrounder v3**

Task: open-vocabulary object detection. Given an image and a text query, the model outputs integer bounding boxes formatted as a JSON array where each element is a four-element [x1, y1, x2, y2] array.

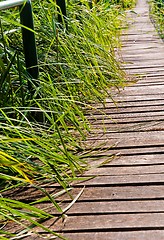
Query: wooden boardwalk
[[56, 0, 164, 239], [4, 0, 164, 239]]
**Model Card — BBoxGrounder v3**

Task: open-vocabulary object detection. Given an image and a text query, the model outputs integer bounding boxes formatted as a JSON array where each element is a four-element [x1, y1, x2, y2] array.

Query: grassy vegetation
[[150, 0, 164, 39], [0, 0, 135, 238]]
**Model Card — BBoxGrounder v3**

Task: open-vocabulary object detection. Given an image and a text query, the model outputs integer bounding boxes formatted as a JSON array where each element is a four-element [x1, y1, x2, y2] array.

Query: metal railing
[[0, 0, 26, 9], [0, 0, 67, 83], [0, 0, 39, 81], [56, 0, 67, 28]]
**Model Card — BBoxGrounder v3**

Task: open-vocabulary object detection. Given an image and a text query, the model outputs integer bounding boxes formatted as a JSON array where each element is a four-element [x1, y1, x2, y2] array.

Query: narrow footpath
[[57, 0, 164, 239]]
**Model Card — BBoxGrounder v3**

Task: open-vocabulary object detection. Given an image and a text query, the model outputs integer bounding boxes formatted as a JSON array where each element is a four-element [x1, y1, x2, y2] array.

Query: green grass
[[0, 0, 135, 238], [150, 0, 164, 39]]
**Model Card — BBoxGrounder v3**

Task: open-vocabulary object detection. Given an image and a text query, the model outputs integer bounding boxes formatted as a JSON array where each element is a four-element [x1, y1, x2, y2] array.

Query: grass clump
[[150, 0, 164, 39], [0, 0, 133, 238]]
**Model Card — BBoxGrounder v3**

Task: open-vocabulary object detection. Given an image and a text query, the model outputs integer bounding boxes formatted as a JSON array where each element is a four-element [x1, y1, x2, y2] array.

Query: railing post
[[20, 0, 39, 86], [56, 0, 67, 29]]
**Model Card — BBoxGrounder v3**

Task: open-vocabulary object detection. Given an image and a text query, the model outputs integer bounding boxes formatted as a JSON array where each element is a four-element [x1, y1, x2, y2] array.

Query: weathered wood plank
[[11, 184, 164, 202], [85, 131, 164, 149], [109, 154, 164, 166], [85, 165, 164, 176], [61, 231, 164, 240], [123, 61, 164, 67], [89, 119, 164, 128], [62, 200, 164, 214], [121, 53, 164, 59], [122, 46, 164, 51], [109, 146, 164, 155], [74, 173, 164, 186], [88, 112, 164, 121], [54, 213, 164, 231], [22, 230, 164, 240], [121, 85, 164, 95], [87, 154, 164, 166], [108, 94, 164, 102], [92, 99, 164, 109], [90, 122, 164, 133], [41, 200, 164, 216], [133, 82, 164, 86], [87, 105, 164, 115], [65, 185, 164, 201]]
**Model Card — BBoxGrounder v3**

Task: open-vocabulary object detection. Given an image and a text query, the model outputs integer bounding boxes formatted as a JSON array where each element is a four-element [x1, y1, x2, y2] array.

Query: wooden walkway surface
[[56, 0, 164, 239], [4, 0, 164, 239]]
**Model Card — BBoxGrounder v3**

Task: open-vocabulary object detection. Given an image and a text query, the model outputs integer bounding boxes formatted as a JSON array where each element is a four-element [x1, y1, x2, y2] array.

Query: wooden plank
[[122, 35, 160, 40], [61, 200, 164, 215], [124, 62, 164, 68], [122, 57, 164, 64], [88, 112, 164, 121], [122, 38, 162, 42], [22, 230, 164, 240], [84, 165, 164, 176], [82, 154, 164, 173], [87, 129, 164, 138], [66, 185, 164, 201], [62, 231, 164, 240], [105, 94, 164, 102], [109, 146, 164, 155], [83, 139, 164, 150], [122, 57, 164, 63], [122, 46, 164, 51], [121, 85, 164, 95], [134, 82, 164, 86], [82, 145, 164, 157], [124, 65, 164, 70], [121, 36, 161, 40], [13, 184, 164, 202], [88, 113, 164, 123], [125, 69, 164, 75], [93, 99, 164, 109], [110, 94, 164, 102], [89, 118, 162, 124], [85, 131, 164, 148], [84, 145, 164, 157], [89, 111, 164, 119], [90, 119, 164, 127], [109, 154, 164, 166], [87, 154, 164, 166], [42, 200, 164, 216], [53, 213, 164, 231], [136, 80, 164, 85], [90, 122, 164, 133], [74, 173, 164, 186], [121, 51, 164, 56], [140, 75, 164, 80], [89, 118, 164, 127], [87, 105, 164, 115]]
